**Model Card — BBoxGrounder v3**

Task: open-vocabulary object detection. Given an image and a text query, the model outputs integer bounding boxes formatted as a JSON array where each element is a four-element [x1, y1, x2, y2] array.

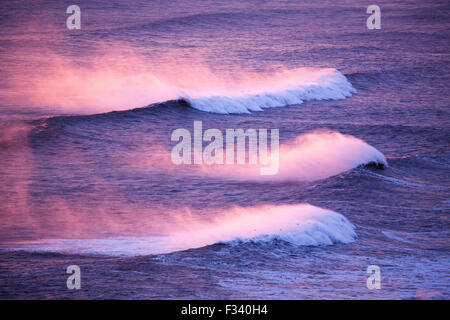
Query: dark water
[[0, 0, 449, 299]]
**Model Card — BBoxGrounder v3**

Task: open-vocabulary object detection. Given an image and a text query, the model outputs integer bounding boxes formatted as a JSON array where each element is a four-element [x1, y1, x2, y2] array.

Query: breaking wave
[[9, 48, 356, 115], [183, 69, 356, 114], [1, 204, 356, 256], [199, 130, 387, 181]]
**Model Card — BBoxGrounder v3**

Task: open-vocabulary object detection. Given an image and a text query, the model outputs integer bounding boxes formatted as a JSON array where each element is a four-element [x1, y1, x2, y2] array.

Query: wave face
[[184, 68, 356, 114], [200, 130, 387, 181], [3, 204, 356, 256]]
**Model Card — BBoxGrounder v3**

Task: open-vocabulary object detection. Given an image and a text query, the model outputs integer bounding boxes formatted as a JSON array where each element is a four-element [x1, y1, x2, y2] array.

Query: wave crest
[[6, 46, 355, 115], [199, 130, 387, 181], [1, 204, 356, 256], [184, 69, 356, 114]]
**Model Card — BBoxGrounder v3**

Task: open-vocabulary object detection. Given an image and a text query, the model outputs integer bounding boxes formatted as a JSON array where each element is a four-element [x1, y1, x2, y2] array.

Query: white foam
[[184, 69, 356, 114], [200, 130, 388, 181], [15, 55, 356, 115], [2, 204, 356, 256], [382, 231, 414, 244]]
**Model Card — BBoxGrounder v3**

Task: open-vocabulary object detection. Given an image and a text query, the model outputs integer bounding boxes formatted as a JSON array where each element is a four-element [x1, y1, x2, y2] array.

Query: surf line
[[170, 120, 279, 175]]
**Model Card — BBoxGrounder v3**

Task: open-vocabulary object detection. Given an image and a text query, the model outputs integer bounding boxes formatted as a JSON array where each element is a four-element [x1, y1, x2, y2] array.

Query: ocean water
[[0, 0, 449, 299]]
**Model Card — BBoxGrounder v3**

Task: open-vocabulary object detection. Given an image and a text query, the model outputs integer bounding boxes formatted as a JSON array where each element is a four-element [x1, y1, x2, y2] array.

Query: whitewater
[[6, 51, 356, 115], [3, 204, 356, 256], [183, 68, 356, 114]]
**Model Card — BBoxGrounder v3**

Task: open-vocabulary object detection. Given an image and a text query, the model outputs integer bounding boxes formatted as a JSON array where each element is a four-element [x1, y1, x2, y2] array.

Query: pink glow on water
[[197, 130, 387, 181], [2, 203, 356, 256], [3, 44, 341, 114]]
